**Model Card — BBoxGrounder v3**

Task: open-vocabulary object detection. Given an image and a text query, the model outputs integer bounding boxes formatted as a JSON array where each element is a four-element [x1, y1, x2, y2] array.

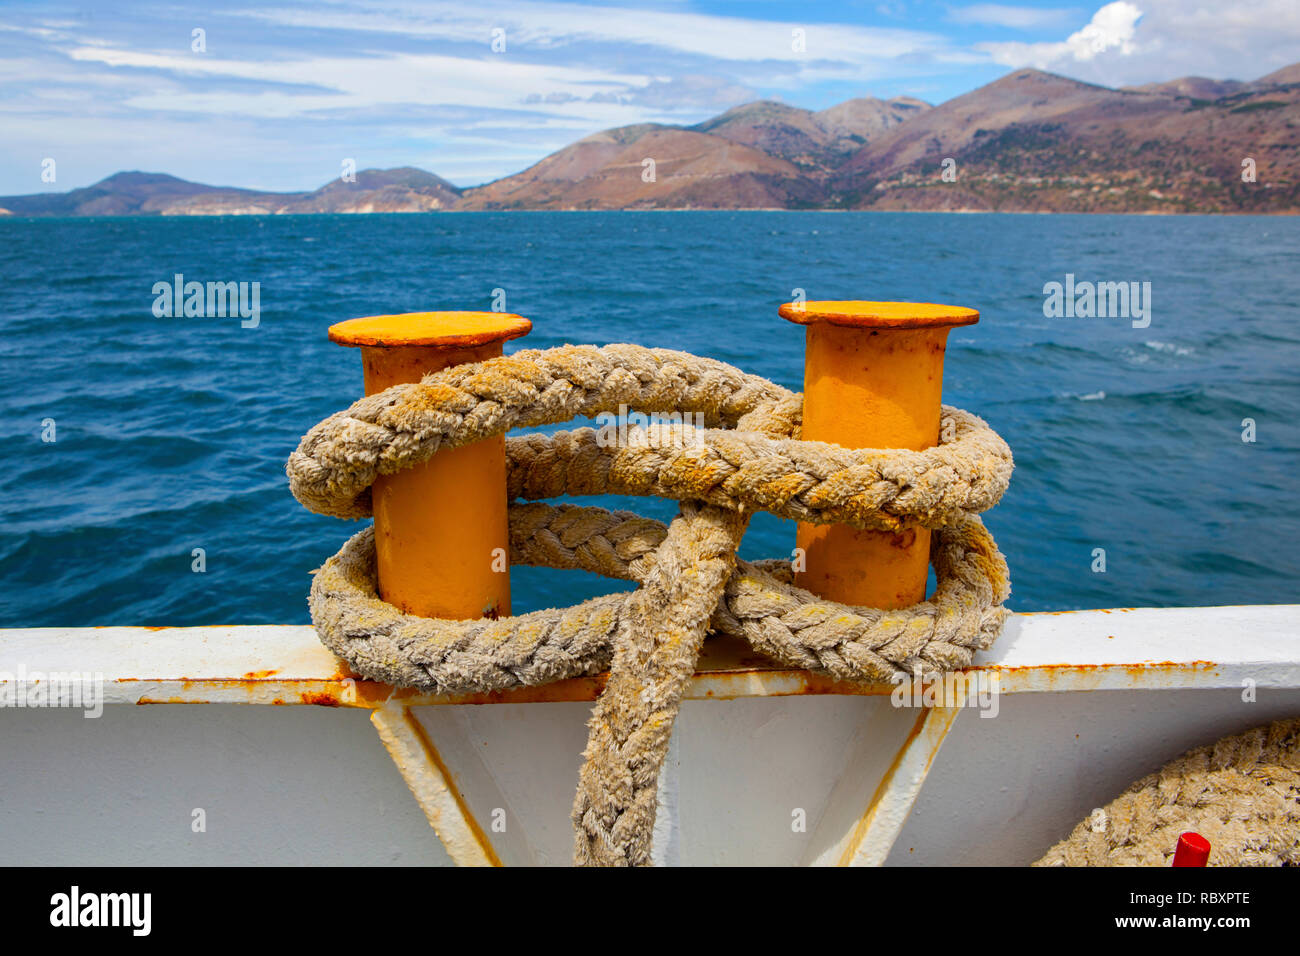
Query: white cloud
[[981, 2, 1141, 67], [39, 3, 962, 129], [976, 0, 1300, 85], [1061, 1, 1141, 60], [237, 1, 949, 67], [64, 46, 660, 121]]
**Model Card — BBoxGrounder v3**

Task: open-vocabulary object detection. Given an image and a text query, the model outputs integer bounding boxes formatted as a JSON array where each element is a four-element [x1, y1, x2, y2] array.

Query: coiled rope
[[288, 343, 1015, 866], [1035, 718, 1300, 866]]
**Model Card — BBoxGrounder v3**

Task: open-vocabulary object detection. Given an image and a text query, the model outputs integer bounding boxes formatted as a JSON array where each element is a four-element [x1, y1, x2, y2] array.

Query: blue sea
[[1, 211, 1297, 627]]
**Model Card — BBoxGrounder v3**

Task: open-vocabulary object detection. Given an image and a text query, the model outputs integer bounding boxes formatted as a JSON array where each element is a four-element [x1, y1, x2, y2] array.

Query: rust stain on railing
[[983, 658, 1220, 690], [124, 656, 1222, 706], [104, 625, 1227, 707], [124, 657, 1222, 708]]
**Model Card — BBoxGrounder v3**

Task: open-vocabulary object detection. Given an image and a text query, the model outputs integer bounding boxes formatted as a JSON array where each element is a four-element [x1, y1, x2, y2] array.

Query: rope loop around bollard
[[287, 343, 1015, 866]]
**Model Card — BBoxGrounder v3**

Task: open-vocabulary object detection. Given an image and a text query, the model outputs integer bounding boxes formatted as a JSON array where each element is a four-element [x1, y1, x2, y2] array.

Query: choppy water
[[1, 211, 1297, 626]]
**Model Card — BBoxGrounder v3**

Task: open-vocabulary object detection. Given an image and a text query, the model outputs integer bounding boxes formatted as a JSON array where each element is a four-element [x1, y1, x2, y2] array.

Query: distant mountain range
[[0, 167, 460, 217], [4, 63, 1297, 216]]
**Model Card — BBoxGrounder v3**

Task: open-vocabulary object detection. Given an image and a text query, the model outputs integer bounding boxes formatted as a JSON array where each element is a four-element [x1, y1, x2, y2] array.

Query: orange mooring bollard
[[779, 300, 979, 609], [327, 311, 532, 620]]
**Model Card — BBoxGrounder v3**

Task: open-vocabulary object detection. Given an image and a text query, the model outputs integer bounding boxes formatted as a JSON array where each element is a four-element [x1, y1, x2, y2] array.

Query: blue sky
[[2, 0, 1297, 193]]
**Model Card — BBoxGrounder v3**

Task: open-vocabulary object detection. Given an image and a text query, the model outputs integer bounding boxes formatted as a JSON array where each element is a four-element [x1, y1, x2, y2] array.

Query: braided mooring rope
[[1035, 718, 1300, 867], [288, 343, 1015, 866]]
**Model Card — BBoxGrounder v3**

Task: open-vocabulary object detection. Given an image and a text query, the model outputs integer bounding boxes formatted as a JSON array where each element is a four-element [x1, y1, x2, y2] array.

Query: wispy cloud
[[239, 1, 945, 65]]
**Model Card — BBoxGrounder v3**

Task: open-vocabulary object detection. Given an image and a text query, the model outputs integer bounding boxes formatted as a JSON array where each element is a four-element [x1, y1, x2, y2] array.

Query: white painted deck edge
[[0, 605, 1296, 705], [2, 605, 1296, 867]]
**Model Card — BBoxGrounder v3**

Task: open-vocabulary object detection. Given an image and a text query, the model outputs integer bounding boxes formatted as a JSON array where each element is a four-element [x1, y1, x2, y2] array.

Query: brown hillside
[[460, 126, 821, 209], [834, 68, 1300, 213]]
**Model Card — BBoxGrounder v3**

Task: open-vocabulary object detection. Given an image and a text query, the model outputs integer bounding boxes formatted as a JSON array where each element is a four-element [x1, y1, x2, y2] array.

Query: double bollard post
[[327, 311, 532, 621], [780, 301, 978, 609], [327, 300, 975, 621]]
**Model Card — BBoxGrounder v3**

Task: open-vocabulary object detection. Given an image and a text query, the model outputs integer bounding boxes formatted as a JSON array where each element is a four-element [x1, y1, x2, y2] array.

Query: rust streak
[[299, 692, 343, 707], [113, 657, 1225, 708], [401, 709, 503, 867], [836, 707, 949, 867]]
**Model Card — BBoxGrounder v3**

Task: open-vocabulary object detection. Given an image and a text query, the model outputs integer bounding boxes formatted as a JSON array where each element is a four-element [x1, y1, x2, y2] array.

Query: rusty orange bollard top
[[780, 300, 978, 610], [328, 311, 532, 621]]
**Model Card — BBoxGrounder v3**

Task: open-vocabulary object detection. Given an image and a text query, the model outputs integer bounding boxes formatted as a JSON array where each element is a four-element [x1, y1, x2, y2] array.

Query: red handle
[[1172, 831, 1211, 867]]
